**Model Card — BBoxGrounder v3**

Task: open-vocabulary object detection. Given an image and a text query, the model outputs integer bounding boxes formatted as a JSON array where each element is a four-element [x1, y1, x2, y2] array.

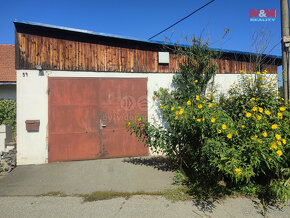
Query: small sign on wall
[[158, 52, 169, 64]]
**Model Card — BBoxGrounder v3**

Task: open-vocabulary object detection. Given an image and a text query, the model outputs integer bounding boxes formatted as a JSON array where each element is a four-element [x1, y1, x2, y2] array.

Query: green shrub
[[127, 37, 289, 204], [0, 99, 16, 132]]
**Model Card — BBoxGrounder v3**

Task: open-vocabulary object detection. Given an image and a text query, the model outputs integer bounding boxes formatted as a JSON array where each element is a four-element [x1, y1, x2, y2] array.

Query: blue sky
[[0, 0, 284, 82]]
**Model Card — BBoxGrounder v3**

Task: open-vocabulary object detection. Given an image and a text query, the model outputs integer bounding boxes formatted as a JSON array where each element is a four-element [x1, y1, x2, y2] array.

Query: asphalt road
[[0, 195, 289, 218], [0, 157, 289, 217]]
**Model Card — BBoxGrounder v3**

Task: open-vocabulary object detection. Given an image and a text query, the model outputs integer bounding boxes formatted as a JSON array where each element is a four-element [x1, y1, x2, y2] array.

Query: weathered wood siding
[[15, 30, 278, 74]]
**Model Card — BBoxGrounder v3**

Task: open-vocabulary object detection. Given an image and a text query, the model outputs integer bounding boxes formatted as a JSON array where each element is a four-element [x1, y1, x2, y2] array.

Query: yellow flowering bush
[[219, 70, 289, 203], [127, 38, 289, 204]]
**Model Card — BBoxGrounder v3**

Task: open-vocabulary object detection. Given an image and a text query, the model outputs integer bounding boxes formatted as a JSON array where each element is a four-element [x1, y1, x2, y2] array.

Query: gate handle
[[100, 120, 106, 129]]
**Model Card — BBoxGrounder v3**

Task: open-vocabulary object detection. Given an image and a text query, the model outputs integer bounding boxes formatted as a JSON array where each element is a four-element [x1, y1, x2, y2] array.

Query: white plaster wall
[[0, 85, 16, 100], [213, 73, 278, 96], [17, 70, 274, 165], [17, 70, 48, 165]]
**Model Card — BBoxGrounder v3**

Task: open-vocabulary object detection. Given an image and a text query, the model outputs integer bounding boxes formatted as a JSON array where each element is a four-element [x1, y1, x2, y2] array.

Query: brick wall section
[[0, 45, 16, 82]]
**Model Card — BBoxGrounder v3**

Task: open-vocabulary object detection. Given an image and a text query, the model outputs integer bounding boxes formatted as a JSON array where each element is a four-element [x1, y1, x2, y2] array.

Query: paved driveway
[[0, 157, 175, 196]]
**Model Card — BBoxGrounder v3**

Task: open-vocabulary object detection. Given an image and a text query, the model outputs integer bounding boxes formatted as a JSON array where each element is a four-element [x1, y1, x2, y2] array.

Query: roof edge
[[0, 82, 16, 85]]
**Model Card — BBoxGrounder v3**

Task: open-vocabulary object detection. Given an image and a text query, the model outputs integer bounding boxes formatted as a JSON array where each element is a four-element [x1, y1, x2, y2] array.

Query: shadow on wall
[[122, 156, 176, 172]]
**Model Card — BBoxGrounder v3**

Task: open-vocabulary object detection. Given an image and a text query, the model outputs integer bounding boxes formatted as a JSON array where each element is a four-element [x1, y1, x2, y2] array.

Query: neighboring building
[[14, 20, 282, 165], [0, 45, 16, 100]]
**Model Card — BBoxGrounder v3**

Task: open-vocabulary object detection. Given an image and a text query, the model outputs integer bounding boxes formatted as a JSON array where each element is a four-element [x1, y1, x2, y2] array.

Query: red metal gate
[[48, 77, 148, 162]]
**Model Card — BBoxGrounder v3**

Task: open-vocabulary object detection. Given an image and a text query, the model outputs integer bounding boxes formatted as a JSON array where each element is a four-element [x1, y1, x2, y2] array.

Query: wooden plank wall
[[16, 32, 278, 74]]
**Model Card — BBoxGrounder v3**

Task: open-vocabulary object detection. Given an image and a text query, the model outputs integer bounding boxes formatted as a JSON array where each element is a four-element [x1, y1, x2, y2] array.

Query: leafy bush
[[127, 37, 289, 204], [0, 99, 16, 132]]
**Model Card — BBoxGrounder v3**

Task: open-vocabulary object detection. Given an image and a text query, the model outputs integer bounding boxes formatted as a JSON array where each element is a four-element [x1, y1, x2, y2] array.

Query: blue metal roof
[[14, 19, 282, 60]]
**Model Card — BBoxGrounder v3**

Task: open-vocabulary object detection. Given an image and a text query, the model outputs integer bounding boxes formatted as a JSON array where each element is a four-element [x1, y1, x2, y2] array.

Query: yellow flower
[[193, 116, 196, 120], [276, 150, 283, 157], [265, 110, 271, 115], [258, 107, 263, 113], [198, 104, 202, 109], [235, 168, 242, 175], [241, 125, 245, 128], [271, 124, 278, 130], [171, 107, 175, 111], [268, 157, 271, 161], [127, 122, 131, 126], [178, 106, 181, 109], [195, 80, 198, 83], [197, 119, 201, 122], [227, 134, 232, 139], [208, 103, 213, 108], [257, 71, 261, 75], [202, 117, 205, 121], [187, 100, 191, 105], [262, 132, 268, 137], [257, 115, 262, 120], [175, 116, 178, 120], [138, 118, 142, 121], [246, 112, 252, 118], [275, 134, 281, 140], [179, 109, 184, 115], [218, 129, 222, 133], [211, 118, 216, 123], [280, 107, 286, 111], [175, 111, 179, 115], [160, 105, 164, 109], [222, 124, 227, 130], [282, 139, 286, 144], [212, 100, 216, 103], [277, 112, 283, 118], [234, 131, 238, 135], [270, 142, 277, 150], [252, 107, 257, 112], [196, 95, 200, 100], [277, 141, 282, 146]]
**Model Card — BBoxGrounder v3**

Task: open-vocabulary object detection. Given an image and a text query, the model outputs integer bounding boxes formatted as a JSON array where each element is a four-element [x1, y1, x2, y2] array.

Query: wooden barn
[[14, 20, 281, 165]]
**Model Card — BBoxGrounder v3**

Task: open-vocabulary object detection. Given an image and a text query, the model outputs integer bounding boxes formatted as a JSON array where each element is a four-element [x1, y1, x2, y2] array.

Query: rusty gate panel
[[98, 78, 148, 158], [48, 77, 148, 162], [48, 78, 100, 162]]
